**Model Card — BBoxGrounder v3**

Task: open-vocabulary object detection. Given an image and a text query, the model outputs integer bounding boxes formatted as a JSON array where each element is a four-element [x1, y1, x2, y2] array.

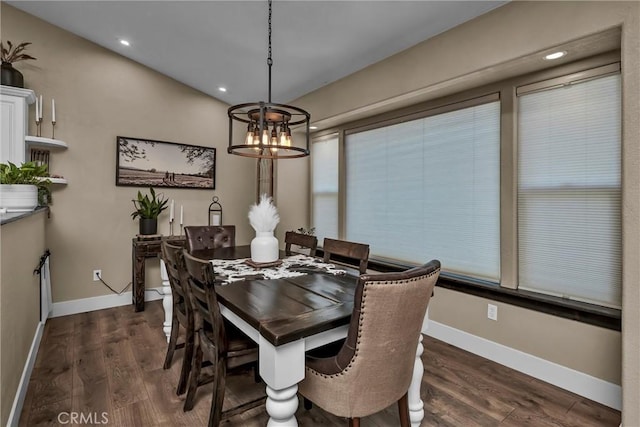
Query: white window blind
[[312, 136, 339, 242], [518, 73, 621, 307], [345, 100, 501, 281]]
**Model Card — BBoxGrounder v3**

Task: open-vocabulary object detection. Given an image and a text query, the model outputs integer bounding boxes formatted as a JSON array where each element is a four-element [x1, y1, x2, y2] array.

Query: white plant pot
[[251, 231, 279, 263], [0, 184, 38, 212]]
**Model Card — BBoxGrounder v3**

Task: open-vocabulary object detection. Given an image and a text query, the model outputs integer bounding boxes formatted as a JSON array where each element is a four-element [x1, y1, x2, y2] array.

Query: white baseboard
[[7, 321, 45, 427], [51, 287, 164, 318], [425, 320, 622, 410]]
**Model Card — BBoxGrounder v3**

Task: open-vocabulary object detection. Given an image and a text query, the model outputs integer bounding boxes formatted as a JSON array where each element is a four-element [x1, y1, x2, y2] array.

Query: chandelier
[[227, 0, 311, 159]]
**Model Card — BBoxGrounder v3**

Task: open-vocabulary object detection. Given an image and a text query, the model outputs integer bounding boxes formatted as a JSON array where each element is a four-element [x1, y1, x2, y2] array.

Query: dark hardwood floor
[[19, 301, 620, 426]]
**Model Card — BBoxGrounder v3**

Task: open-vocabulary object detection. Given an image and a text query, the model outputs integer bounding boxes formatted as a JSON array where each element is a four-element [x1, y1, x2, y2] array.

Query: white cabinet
[[1, 85, 67, 184], [0, 85, 35, 164]]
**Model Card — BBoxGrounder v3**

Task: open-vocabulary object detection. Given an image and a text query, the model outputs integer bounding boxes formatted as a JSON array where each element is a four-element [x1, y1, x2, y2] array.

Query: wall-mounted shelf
[[25, 136, 68, 150], [1, 88, 69, 188]]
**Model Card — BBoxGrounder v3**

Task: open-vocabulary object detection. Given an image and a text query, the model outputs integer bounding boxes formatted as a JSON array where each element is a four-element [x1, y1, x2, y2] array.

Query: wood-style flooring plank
[[425, 338, 579, 422], [141, 367, 205, 426], [72, 346, 111, 417], [24, 396, 72, 427], [19, 301, 621, 427], [111, 398, 172, 427]]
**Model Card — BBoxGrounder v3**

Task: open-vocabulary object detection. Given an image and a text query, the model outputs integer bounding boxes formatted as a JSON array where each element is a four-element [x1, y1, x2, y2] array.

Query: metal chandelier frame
[[227, 0, 311, 159]]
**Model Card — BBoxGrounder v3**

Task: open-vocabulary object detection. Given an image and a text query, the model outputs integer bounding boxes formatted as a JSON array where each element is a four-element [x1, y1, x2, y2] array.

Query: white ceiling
[[7, 1, 507, 105]]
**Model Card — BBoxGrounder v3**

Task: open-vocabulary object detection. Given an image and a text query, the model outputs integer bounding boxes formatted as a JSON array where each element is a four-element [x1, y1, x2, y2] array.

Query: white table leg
[[408, 307, 430, 426], [408, 334, 425, 426], [266, 384, 299, 427], [259, 337, 305, 426], [159, 259, 172, 343]]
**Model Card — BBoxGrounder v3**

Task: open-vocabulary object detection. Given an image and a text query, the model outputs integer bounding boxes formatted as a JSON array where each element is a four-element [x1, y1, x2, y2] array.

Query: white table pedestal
[[160, 260, 172, 343]]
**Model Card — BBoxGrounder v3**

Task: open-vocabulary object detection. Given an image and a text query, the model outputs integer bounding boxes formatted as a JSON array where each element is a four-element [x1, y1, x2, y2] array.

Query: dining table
[[160, 245, 429, 426]]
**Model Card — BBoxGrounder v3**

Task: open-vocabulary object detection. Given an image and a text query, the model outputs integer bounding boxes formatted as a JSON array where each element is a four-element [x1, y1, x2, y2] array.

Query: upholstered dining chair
[[298, 260, 441, 427], [322, 238, 370, 274], [184, 225, 235, 253], [285, 231, 318, 257], [160, 241, 194, 396], [182, 250, 265, 426]]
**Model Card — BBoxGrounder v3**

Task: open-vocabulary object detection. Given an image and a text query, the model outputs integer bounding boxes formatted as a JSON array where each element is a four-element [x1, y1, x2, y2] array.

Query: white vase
[[251, 231, 279, 263], [0, 184, 38, 212]]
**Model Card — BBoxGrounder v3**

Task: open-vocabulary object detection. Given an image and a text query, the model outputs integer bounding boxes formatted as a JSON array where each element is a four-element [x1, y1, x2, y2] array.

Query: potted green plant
[[0, 161, 51, 212], [131, 187, 168, 235], [1, 40, 36, 88]]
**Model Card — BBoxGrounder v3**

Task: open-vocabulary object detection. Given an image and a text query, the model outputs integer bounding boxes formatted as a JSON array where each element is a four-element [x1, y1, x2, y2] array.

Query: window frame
[[310, 51, 622, 330]]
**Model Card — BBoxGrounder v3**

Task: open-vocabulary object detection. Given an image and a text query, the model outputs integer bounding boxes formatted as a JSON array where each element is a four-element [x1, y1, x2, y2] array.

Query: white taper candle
[[39, 95, 43, 120], [52, 99, 56, 122], [180, 205, 184, 225]]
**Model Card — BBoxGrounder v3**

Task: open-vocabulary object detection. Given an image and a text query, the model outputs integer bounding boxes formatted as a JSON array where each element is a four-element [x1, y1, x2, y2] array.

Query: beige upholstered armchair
[[298, 260, 441, 427]]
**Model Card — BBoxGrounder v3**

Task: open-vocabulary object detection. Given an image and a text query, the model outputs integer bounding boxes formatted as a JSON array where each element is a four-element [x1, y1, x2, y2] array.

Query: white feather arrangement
[[248, 194, 280, 233]]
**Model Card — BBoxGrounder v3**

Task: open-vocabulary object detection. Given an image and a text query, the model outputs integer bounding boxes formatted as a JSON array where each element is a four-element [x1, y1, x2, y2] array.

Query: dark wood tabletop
[[192, 245, 359, 347]]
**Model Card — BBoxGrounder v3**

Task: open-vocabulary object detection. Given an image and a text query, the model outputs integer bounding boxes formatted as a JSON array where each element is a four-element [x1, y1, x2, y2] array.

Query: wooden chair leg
[[176, 324, 195, 395], [349, 418, 360, 427], [184, 341, 203, 411], [254, 361, 261, 383], [163, 316, 180, 369], [208, 356, 227, 427], [303, 398, 313, 410], [398, 392, 409, 427]]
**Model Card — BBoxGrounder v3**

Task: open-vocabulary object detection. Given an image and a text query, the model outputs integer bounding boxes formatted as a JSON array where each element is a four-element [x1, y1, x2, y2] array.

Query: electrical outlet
[[487, 303, 498, 321], [93, 269, 102, 282]]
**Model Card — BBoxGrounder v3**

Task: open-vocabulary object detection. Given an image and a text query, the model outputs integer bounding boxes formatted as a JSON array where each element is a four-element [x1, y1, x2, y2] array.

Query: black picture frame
[[116, 136, 216, 189]]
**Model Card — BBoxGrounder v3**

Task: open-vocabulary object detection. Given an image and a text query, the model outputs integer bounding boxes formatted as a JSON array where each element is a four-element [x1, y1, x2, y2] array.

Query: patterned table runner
[[210, 254, 347, 284]]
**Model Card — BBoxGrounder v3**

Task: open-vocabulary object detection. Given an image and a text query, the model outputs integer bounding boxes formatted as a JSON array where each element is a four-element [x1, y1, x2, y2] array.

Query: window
[[345, 98, 501, 282], [517, 73, 621, 307], [309, 57, 622, 311], [311, 135, 339, 242]]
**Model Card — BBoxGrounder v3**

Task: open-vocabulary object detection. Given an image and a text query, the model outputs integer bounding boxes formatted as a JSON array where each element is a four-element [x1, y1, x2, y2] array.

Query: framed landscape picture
[[116, 136, 215, 189]]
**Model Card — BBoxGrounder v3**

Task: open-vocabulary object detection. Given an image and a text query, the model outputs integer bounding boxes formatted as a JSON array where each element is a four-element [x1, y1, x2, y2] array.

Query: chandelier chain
[[268, 0, 273, 66], [267, 0, 273, 102]]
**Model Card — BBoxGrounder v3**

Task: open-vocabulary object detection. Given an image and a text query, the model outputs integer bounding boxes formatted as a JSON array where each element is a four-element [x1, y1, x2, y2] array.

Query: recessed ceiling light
[[218, 87, 227, 92], [119, 39, 130, 47], [544, 51, 566, 60], [309, 126, 318, 130]]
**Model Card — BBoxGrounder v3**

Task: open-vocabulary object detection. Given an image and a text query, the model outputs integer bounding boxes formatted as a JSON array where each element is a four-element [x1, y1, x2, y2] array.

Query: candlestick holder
[[179, 224, 184, 236], [51, 121, 56, 139], [35, 118, 42, 137]]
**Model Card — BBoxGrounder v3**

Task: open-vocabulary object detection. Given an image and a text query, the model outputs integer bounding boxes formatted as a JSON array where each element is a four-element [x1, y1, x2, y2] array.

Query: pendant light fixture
[[227, 0, 311, 159]]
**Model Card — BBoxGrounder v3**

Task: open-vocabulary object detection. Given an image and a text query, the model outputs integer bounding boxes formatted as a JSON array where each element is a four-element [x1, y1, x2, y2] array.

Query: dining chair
[[182, 250, 265, 426], [298, 260, 441, 427], [160, 241, 194, 396], [285, 231, 318, 257], [322, 238, 370, 274], [184, 225, 235, 252]]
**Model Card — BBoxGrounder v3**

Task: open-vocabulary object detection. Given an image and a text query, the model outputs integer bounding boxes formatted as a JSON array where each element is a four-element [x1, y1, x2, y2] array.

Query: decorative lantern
[[208, 196, 223, 226]]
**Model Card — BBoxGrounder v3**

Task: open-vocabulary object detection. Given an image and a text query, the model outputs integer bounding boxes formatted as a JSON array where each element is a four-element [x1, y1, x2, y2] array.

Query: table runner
[[210, 254, 347, 284]]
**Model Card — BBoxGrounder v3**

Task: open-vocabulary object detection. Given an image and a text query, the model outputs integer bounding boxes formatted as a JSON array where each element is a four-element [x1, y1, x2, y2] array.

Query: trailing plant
[[0, 161, 52, 205], [1, 40, 36, 64], [131, 187, 168, 220]]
